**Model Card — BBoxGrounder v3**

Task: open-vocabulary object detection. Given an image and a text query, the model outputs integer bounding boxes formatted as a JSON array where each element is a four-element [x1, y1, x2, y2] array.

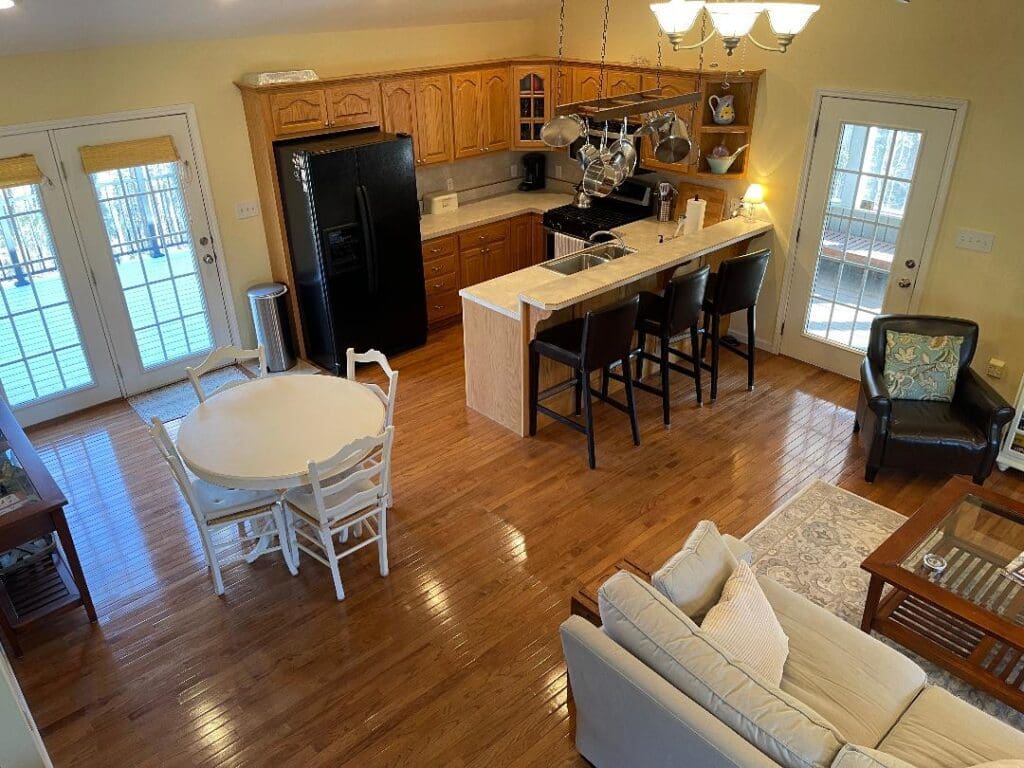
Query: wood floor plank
[[9, 324, 1024, 766]]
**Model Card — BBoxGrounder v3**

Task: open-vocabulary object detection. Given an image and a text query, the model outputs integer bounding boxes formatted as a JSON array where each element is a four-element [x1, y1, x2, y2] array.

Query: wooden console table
[[570, 558, 652, 626], [0, 401, 96, 656]]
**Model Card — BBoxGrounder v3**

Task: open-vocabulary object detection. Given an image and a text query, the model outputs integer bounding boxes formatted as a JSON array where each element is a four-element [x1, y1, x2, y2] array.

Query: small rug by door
[[746, 479, 1022, 728], [127, 365, 250, 424]]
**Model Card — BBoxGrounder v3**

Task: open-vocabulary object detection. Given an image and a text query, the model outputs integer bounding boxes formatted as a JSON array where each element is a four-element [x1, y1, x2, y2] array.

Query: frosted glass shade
[[650, 0, 706, 35], [706, 2, 764, 38], [743, 183, 765, 204], [0, 0, 15, 9], [762, 3, 819, 35]]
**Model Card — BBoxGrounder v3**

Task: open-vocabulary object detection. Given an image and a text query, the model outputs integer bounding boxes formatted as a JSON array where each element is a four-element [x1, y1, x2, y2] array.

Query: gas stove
[[543, 180, 653, 241]]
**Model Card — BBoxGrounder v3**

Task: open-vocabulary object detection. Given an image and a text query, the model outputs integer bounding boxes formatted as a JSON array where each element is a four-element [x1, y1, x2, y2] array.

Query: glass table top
[[0, 428, 41, 518], [902, 493, 1024, 623]]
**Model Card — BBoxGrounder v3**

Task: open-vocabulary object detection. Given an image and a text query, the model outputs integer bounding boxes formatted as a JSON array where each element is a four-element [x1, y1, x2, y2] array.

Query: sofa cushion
[[883, 331, 962, 402], [653, 520, 738, 621], [598, 571, 845, 768], [759, 576, 926, 749], [702, 562, 789, 685], [831, 745, 919, 768], [878, 686, 1024, 768]]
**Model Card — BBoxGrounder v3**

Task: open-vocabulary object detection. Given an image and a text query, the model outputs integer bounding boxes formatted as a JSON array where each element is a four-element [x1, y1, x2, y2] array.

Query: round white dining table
[[176, 374, 386, 491]]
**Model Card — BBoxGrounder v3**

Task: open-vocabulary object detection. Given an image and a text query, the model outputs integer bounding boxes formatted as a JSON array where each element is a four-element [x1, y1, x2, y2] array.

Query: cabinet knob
[[430, 247, 441, 253], [433, 283, 444, 289], [431, 265, 442, 272], [433, 304, 445, 310]]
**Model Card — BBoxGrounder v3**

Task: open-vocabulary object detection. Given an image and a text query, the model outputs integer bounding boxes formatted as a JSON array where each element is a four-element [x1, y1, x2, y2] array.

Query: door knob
[[904, 259, 916, 269], [199, 236, 210, 246], [897, 278, 911, 288], [203, 254, 215, 264]]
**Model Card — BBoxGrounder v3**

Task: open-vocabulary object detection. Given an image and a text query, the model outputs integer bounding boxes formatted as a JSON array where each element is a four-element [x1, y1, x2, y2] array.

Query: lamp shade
[[706, 2, 764, 38], [0, 0, 15, 9], [762, 2, 819, 35], [743, 183, 765, 204], [650, 0, 706, 35]]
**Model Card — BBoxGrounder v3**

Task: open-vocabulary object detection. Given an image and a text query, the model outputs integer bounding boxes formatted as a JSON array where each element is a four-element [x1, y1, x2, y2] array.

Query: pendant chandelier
[[650, 1, 819, 56]]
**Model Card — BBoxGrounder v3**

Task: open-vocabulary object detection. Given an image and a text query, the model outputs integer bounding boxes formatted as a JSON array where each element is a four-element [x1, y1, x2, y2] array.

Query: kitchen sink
[[540, 243, 637, 275], [541, 252, 612, 275]]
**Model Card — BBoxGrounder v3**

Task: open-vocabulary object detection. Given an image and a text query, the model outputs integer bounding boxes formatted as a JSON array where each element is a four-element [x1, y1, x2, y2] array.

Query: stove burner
[[543, 203, 648, 240]]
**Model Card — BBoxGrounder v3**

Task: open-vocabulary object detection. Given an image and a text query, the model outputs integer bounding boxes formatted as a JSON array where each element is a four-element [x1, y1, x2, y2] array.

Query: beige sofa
[[560, 523, 1024, 768]]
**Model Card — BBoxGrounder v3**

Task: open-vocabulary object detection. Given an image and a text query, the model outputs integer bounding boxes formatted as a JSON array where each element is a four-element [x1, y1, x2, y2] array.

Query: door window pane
[[0, 184, 94, 406], [803, 122, 923, 351], [88, 162, 213, 369]]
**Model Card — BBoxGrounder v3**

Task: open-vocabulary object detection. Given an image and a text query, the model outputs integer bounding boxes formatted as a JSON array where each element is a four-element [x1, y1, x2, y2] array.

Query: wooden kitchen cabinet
[[512, 65, 551, 149], [571, 67, 641, 102], [326, 81, 381, 130], [269, 89, 329, 135], [381, 77, 453, 167], [510, 215, 532, 271], [531, 213, 547, 263], [413, 75, 454, 166], [451, 68, 510, 159], [380, 79, 417, 134]]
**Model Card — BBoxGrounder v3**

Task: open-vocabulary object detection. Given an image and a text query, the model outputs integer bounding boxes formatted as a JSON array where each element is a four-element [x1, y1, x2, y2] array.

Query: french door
[[0, 133, 120, 424], [780, 95, 961, 378], [54, 115, 231, 395], [0, 112, 231, 425]]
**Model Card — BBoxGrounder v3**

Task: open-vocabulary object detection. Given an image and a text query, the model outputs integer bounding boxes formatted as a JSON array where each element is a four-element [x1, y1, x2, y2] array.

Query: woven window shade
[[79, 136, 180, 174], [0, 154, 44, 190]]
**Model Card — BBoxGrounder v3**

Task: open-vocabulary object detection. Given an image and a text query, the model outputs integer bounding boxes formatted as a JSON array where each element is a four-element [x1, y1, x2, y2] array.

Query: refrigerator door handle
[[356, 184, 380, 296]]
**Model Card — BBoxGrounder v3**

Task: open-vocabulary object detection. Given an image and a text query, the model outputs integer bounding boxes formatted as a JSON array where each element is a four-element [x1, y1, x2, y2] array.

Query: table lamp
[[742, 183, 765, 220]]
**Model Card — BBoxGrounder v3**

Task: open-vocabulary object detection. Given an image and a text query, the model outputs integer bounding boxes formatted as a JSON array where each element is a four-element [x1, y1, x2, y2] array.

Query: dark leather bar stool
[[700, 249, 771, 401], [625, 266, 710, 426], [529, 297, 641, 469]]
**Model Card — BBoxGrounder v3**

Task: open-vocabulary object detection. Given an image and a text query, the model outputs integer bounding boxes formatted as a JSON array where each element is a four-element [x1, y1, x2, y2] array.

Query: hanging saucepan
[[608, 118, 637, 182], [654, 113, 692, 164], [635, 113, 673, 142], [541, 112, 586, 149], [581, 159, 618, 198]]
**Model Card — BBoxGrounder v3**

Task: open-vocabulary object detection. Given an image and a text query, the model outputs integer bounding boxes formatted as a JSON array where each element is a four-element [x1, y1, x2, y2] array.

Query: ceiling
[[0, 0, 551, 56]]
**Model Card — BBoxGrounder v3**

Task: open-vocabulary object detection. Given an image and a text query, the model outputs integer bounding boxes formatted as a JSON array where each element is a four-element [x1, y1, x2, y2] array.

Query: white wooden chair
[[148, 416, 295, 595], [346, 348, 398, 427], [186, 345, 267, 402], [282, 427, 394, 601]]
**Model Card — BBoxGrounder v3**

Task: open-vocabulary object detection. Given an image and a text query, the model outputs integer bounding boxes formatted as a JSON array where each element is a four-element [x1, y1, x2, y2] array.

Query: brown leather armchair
[[855, 315, 1014, 484]]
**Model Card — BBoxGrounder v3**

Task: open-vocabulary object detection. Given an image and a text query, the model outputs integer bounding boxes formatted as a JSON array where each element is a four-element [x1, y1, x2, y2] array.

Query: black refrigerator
[[275, 131, 427, 375]]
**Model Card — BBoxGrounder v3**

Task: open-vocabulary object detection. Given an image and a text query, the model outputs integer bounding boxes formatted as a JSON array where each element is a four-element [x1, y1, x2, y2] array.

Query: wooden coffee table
[[861, 477, 1024, 711]]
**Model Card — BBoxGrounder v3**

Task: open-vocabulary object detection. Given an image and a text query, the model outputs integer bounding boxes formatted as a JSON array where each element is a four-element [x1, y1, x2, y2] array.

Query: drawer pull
[[433, 304, 446, 310], [431, 265, 443, 272], [433, 283, 444, 289], [430, 247, 441, 254]]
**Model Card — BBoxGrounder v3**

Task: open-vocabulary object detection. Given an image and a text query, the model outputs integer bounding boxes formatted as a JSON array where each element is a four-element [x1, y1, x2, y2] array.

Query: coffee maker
[[518, 153, 546, 191]]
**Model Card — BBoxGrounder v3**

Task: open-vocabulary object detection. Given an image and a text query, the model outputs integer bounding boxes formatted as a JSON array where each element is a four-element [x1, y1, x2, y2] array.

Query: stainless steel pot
[[581, 160, 618, 198], [653, 113, 692, 164], [608, 120, 637, 181], [540, 113, 585, 148]]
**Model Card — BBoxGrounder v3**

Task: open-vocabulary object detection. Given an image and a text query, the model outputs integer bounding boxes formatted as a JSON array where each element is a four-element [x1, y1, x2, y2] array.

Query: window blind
[[79, 136, 180, 174], [0, 154, 44, 190]]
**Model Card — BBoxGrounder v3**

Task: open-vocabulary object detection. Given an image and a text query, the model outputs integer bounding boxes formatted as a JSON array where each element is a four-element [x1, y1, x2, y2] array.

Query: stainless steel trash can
[[247, 283, 295, 373]]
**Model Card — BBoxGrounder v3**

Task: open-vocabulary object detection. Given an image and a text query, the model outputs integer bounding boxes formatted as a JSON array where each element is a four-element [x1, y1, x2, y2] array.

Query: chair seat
[[284, 479, 376, 522], [193, 479, 278, 521], [886, 401, 988, 469], [532, 318, 585, 368], [877, 686, 1024, 768]]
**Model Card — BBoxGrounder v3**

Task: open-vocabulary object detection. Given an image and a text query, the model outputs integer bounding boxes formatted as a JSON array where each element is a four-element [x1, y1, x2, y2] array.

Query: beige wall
[[540, 0, 1023, 400], [0, 20, 541, 343]]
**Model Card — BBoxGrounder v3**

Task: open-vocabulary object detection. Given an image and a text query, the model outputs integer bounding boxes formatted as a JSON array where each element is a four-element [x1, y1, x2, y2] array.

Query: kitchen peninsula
[[459, 216, 772, 435]]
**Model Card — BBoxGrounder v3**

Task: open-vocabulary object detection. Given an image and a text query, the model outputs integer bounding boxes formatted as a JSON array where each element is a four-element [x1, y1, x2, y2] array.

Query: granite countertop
[[419, 191, 571, 240], [459, 216, 773, 320]]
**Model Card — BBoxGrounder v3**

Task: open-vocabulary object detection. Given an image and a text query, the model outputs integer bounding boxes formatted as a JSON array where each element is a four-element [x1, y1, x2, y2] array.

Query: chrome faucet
[[588, 230, 626, 250]]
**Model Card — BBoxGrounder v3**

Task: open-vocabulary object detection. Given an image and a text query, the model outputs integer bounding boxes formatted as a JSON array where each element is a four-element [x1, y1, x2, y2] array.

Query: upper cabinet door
[[512, 65, 551, 149], [451, 71, 483, 160], [571, 68, 602, 103], [269, 89, 329, 136], [606, 70, 642, 96], [414, 75, 454, 166], [381, 79, 419, 156], [326, 81, 381, 130], [571, 67, 641, 102], [479, 68, 511, 153], [639, 73, 699, 171]]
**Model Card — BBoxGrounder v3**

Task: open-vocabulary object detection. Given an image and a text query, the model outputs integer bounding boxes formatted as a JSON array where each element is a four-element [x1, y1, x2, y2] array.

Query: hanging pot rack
[[555, 87, 700, 122]]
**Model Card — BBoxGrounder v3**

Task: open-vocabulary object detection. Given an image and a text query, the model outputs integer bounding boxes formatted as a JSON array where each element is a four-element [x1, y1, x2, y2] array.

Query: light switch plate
[[510, 163, 518, 178], [986, 358, 1006, 379], [555, 164, 563, 180], [445, 177, 455, 192], [235, 201, 259, 220], [955, 228, 994, 252]]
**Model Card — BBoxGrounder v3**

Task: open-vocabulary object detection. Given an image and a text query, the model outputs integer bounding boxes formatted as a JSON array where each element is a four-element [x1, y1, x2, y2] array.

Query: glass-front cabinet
[[512, 65, 552, 150]]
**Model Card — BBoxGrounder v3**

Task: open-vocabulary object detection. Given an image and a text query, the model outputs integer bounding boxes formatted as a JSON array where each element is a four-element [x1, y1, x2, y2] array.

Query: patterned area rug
[[745, 479, 1022, 729], [127, 365, 249, 424]]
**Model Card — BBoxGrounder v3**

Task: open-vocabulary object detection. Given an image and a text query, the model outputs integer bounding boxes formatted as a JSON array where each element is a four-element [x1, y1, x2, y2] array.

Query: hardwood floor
[[12, 326, 1024, 767]]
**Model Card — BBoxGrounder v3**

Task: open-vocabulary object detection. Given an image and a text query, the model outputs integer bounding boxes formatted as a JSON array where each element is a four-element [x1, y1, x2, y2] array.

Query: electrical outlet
[[510, 163, 519, 178], [986, 358, 1006, 379], [445, 177, 455, 192], [955, 228, 994, 253], [235, 201, 259, 220], [555, 164, 563, 180]]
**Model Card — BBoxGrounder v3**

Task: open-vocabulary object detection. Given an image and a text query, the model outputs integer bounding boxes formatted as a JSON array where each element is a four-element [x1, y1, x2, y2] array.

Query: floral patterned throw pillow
[[883, 331, 963, 402]]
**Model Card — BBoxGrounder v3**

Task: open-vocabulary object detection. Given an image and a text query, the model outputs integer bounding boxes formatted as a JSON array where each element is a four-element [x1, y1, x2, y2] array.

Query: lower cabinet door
[[510, 215, 532, 271]]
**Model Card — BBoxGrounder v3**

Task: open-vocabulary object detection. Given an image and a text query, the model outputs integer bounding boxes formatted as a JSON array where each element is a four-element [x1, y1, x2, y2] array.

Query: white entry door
[[0, 133, 120, 424], [780, 96, 960, 378], [54, 115, 231, 395]]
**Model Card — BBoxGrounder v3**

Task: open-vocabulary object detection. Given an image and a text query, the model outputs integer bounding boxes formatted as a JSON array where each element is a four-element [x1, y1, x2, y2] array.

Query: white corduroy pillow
[[701, 561, 790, 685]]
